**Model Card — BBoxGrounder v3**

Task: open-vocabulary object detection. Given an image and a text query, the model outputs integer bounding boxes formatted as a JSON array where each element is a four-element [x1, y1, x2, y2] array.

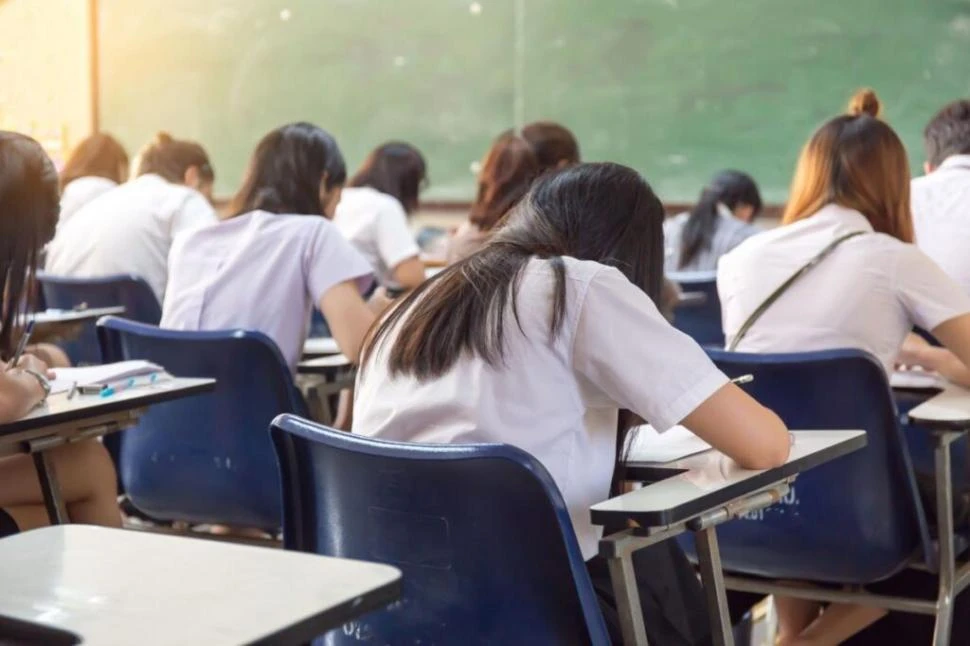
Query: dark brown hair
[[363, 162, 664, 379], [0, 132, 60, 357], [679, 170, 762, 269], [59, 133, 129, 190], [924, 98, 970, 169], [349, 142, 427, 214], [783, 89, 913, 243], [468, 131, 539, 232], [228, 122, 346, 218], [520, 121, 580, 173], [134, 132, 213, 185]]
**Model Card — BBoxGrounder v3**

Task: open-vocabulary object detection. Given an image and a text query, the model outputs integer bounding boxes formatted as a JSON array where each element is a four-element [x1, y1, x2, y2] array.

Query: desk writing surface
[[26, 307, 127, 326], [908, 384, 970, 428], [0, 378, 215, 439], [592, 430, 866, 528], [298, 355, 354, 376], [303, 337, 340, 357], [0, 526, 401, 646]]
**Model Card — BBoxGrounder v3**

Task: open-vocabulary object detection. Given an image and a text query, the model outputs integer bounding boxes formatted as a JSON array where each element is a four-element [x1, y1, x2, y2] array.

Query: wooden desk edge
[[591, 432, 868, 528]]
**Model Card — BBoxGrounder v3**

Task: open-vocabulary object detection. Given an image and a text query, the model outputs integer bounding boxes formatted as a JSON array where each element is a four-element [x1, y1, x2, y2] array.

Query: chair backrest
[[669, 271, 723, 347], [678, 348, 932, 583], [271, 414, 610, 646], [38, 273, 161, 365], [98, 316, 307, 529]]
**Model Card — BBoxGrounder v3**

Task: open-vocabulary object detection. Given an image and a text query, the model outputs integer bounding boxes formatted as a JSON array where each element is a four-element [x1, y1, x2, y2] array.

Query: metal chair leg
[[32, 451, 68, 524], [933, 432, 959, 646]]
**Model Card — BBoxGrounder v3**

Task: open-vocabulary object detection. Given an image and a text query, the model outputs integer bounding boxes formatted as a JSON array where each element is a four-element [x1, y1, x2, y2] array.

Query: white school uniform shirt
[[718, 203, 970, 372], [59, 176, 117, 224], [162, 210, 374, 372], [45, 174, 217, 302], [354, 257, 729, 560], [912, 155, 970, 294], [333, 187, 420, 287], [664, 204, 760, 273]]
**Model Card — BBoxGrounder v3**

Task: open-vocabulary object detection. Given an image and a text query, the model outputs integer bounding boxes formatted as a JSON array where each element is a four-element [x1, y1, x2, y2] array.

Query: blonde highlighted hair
[[783, 88, 913, 243]]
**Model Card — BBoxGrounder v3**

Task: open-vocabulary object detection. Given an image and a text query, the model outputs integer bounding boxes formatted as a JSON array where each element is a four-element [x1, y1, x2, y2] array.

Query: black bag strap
[[727, 231, 866, 351]]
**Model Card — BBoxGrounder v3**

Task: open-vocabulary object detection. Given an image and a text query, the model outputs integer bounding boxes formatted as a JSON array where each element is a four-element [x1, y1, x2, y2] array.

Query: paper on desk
[[890, 369, 944, 391], [622, 424, 712, 464], [49, 361, 165, 394]]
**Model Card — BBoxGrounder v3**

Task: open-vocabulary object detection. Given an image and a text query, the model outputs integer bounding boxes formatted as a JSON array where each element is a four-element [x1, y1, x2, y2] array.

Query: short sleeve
[[374, 197, 420, 271], [171, 191, 217, 236], [306, 220, 375, 303], [894, 245, 970, 331], [572, 266, 729, 432]]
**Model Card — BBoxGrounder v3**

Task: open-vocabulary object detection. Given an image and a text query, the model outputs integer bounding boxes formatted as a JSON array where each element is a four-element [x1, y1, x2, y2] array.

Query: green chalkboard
[[98, 0, 970, 202]]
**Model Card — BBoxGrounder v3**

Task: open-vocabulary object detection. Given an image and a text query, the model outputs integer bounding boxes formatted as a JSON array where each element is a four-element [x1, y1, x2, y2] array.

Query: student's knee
[[57, 441, 118, 497], [28, 343, 72, 368]]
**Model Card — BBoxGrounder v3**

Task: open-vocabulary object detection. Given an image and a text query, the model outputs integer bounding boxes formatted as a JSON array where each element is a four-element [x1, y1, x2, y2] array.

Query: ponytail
[[678, 188, 721, 269]]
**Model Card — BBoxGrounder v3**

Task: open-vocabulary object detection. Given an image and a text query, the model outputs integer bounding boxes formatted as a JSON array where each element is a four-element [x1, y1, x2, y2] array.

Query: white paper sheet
[[622, 424, 712, 464]]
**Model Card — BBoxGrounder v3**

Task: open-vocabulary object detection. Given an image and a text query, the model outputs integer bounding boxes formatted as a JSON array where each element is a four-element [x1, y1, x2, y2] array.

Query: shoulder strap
[[727, 231, 866, 351]]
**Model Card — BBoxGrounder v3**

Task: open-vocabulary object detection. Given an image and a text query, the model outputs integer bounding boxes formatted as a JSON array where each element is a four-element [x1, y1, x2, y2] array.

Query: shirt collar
[[808, 203, 875, 233], [939, 155, 970, 172]]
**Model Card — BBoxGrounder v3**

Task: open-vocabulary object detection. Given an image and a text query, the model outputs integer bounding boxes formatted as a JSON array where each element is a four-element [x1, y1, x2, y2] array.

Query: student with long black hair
[[664, 170, 762, 273], [334, 142, 426, 291], [162, 122, 376, 371], [0, 132, 121, 537], [354, 162, 791, 645]]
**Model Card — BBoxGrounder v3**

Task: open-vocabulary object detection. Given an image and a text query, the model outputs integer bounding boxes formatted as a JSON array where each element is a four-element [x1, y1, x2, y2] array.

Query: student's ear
[[319, 173, 343, 219], [924, 161, 936, 175], [183, 165, 202, 189]]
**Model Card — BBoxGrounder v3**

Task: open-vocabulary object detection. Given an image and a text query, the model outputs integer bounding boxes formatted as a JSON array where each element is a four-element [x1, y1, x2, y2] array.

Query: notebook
[[622, 424, 712, 464], [50, 361, 168, 395]]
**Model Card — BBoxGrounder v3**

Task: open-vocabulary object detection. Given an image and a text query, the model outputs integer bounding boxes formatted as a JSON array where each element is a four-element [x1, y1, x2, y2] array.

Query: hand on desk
[[897, 334, 970, 388], [7, 353, 55, 379]]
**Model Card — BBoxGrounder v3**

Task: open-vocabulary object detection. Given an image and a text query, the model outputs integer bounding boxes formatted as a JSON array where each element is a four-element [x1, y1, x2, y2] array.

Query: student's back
[[912, 99, 970, 293], [162, 122, 376, 372], [45, 133, 216, 301]]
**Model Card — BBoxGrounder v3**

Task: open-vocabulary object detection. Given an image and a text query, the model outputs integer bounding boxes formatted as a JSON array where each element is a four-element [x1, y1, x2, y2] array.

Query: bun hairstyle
[[847, 88, 882, 119], [134, 131, 214, 185], [783, 88, 913, 243]]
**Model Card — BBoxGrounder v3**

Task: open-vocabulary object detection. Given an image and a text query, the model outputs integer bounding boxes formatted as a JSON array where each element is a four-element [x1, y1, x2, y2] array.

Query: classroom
[[2, 0, 970, 644]]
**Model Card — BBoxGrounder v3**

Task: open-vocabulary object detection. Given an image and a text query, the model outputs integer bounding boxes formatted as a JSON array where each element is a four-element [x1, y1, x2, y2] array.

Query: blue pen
[[99, 373, 161, 398]]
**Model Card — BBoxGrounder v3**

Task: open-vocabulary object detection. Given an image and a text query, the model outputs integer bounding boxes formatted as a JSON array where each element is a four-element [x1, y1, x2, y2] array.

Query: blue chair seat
[[668, 271, 723, 347]]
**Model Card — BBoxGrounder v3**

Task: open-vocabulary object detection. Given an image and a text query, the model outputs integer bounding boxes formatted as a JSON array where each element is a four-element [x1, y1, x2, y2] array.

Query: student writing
[[0, 132, 121, 538], [161, 122, 377, 372], [354, 162, 790, 646], [58, 133, 129, 224], [46, 132, 217, 302], [333, 142, 426, 292], [718, 88, 970, 645]]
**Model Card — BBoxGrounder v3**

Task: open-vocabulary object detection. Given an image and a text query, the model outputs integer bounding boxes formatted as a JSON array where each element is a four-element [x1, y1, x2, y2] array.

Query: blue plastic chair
[[668, 271, 723, 347], [98, 317, 308, 530], [677, 348, 932, 583], [38, 273, 161, 365], [270, 414, 611, 646]]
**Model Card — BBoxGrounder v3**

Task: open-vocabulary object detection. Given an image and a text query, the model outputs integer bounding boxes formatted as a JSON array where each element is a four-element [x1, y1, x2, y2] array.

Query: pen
[[98, 373, 164, 398], [6, 320, 35, 372], [731, 374, 754, 385], [67, 381, 78, 400]]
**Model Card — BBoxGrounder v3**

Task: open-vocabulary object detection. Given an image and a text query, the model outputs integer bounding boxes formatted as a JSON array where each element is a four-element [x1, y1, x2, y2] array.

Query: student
[[58, 133, 129, 223], [45, 132, 217, 302], [333, 142, 426, 291], [520, 120, 580, 173], [0, 131, 121, 538], [446, 131, 539, 263], [718, 89, 970, 644], [664, 170, 762, 273], [912, 98, 970, 292], [355, 162, 791, 645], [162, 122, 377, 372]]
